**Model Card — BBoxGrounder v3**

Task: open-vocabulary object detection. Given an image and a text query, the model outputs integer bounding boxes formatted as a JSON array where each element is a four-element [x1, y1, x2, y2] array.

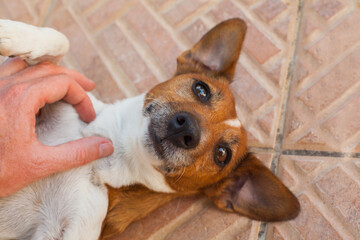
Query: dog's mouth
[[147, 123, 196, 173], [144, 101, 200, 172], [148, 124, 166, 160], [144, 101, 169, 160]]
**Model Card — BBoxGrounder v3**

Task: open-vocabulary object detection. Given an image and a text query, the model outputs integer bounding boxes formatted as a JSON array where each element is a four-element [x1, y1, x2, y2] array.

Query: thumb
[[38, 136, 114, 175]]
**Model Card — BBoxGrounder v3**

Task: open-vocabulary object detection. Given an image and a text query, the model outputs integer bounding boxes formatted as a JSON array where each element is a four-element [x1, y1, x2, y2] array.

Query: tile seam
[[281, 149, 360, 158], [272, 0, 304, 172], [259, 0, 304, 239]]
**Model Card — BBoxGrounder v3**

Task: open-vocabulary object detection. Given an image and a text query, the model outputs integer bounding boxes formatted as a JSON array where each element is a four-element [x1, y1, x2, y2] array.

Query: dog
[[0, 18, 300, 240]]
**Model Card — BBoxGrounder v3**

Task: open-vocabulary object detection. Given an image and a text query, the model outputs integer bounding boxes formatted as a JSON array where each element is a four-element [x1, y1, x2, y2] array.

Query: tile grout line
[[248, 147, 275, 154], [271, 0, 304, 174], [257, 1, 304, 240], [249, 147, 360, 158], [281, 149, 360, 159]]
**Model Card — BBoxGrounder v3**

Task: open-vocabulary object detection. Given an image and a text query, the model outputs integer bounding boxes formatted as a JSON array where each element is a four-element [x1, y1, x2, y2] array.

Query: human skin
[[0, 57, 114, 197]]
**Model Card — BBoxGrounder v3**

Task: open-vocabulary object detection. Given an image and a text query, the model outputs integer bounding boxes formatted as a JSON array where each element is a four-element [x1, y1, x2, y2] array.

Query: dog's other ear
[[203, 154, 300, 222], [175, 18, 247, 81]]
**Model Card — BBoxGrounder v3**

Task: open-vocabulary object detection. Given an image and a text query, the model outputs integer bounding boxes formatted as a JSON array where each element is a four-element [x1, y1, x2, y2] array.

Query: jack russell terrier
[[0, 18, 300, 240]]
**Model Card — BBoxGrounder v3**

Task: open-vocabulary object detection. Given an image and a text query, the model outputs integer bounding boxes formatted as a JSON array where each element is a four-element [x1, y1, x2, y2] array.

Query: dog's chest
[[35, 101, 87, 146]]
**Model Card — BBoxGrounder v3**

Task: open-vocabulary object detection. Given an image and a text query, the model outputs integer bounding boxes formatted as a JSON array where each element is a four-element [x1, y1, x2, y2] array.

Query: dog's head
[[144, 19, 247, 190], [143, 18, 299, 221]]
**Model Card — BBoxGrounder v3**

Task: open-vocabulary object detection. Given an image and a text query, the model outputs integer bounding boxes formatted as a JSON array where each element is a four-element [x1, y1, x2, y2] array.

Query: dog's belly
[[0, 168, 108, 240], [0, 101, 108, 240]]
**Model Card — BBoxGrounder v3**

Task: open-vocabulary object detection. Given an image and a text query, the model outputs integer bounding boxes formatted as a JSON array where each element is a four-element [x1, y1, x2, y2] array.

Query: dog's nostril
[[176, 116, 186, 126], [184, 135, 193, 146], [167, 112, 200, 149]]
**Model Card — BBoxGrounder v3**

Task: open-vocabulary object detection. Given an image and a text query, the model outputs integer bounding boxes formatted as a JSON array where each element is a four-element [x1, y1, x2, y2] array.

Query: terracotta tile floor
[[1, 0, 359, 239]]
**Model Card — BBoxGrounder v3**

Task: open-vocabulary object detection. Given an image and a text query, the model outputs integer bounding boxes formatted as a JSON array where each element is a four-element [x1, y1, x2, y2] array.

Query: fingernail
[[99, 142, 114, 157]]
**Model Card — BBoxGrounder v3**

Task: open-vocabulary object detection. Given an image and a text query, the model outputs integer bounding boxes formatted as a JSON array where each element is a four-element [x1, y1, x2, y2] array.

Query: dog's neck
[[83, 94, 173, 193]]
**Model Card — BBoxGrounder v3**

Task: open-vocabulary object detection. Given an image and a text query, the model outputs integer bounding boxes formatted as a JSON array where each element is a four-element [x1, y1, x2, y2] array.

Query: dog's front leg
[[0, 19, 69, 65]]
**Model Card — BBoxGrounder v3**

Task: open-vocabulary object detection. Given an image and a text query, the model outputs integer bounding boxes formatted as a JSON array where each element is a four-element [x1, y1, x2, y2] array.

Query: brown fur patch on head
[[163, 119, 248, 192]]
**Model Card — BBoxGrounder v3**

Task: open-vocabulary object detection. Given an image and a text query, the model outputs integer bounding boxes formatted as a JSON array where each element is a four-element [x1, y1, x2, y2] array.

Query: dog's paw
[[0, 19, 69, 65]]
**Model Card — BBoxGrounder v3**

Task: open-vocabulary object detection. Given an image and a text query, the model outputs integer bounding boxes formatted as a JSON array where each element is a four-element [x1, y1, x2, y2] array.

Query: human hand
[[0, 57, 114, 197]]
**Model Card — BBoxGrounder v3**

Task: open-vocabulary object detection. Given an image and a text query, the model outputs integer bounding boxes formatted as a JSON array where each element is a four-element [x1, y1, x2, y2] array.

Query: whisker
[[173, 166, 185, 184]]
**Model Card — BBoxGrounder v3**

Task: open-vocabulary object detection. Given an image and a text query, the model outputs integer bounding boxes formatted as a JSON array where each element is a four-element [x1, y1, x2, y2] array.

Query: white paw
[[0, 19, 69, 65]]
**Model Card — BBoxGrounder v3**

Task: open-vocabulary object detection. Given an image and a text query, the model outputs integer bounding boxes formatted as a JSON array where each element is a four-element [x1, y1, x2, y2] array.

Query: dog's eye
[[192, 80, 211, 102], [214, 145, 232, 167]]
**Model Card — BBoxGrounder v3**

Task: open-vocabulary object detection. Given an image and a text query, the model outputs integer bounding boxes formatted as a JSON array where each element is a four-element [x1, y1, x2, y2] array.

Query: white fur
[[83, 94, 172, 193], [0, 94, 173, 240], [0, 19, 69, 65], [224, 118, 241, 128], [0, 20, 173, 240]]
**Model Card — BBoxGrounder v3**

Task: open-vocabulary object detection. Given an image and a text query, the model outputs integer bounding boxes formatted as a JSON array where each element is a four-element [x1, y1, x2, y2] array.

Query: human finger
[[26, 74, 96, 122], [34, 137, 114, 177], [0, 57, 27, 78], [11, 61, 95, 91]]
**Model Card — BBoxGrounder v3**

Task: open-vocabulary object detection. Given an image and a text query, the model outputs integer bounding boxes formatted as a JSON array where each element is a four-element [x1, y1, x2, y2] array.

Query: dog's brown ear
[[204, 154, 300, 222], [176, 18, 246, 81]]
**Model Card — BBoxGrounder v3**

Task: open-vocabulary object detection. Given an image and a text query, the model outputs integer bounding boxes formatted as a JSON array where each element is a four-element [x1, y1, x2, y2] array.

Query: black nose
[[166, 112, 200, 149]]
